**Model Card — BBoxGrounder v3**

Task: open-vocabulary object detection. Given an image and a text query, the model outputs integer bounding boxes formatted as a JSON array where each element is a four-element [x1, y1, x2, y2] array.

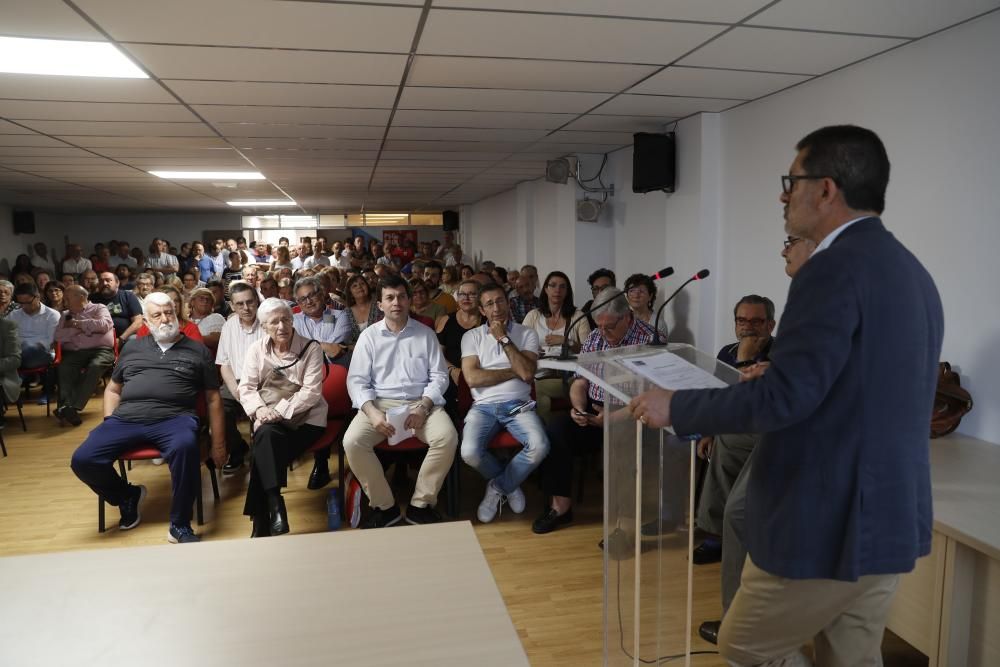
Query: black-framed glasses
[[781, 174, 832, 194], [735, 317, 767, 326], [783, 236, 804, 250], [296, 290, 321, 304]]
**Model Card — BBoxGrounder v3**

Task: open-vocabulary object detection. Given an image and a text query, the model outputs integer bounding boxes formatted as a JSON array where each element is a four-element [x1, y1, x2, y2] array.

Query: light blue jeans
[[461, 399, 550, 495]]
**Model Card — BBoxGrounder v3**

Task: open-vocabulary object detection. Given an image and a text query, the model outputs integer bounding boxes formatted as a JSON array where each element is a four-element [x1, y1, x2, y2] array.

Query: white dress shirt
[[215, 316, 265, 380], [108, 254, 138, 269], [292, 309, 351, 350], [812, 216, 870, 257], [461, 321, 540, 404], [304, 254, 331, 269], [347, 317, 448, 408], [61, 257, 92, 275], [9, 304, 60, 348]]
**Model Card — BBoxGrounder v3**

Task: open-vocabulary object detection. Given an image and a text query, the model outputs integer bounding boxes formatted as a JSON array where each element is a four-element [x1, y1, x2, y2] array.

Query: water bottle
[[326, 489, 342, 531]]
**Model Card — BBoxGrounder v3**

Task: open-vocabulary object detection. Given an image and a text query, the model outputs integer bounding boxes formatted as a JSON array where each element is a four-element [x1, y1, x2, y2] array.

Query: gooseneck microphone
[[557, 266, 674, 360], [649, 269, 710, 347]]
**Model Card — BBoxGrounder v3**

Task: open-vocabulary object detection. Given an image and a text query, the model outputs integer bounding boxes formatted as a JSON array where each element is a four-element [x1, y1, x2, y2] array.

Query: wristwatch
[[499, 336, 512, 347]]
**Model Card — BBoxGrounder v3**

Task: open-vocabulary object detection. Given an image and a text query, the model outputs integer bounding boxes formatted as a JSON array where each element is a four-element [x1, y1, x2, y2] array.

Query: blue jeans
[[461, 400, 550, 495]]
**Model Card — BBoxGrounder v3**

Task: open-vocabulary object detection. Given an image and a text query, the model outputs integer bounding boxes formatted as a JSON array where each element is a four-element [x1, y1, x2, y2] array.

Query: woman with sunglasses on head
[[435, 279, 483, 403]]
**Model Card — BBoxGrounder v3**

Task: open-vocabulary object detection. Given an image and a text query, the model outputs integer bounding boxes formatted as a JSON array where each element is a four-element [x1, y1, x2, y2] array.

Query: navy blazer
[[672, 218, 943, 580]]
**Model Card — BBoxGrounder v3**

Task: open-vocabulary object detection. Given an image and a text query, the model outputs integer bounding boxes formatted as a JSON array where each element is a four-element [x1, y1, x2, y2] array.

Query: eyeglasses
[[456, 291, 478, 299], [781, 174, 832, 194], [626, 287, 648, 296], [232, 300, 257, 310], [296, 290, 321, 304], [735, 317, 767, 326], [596, 316, 625, 333], [481, 298, 506, 310], [783, 236, 804, 250]]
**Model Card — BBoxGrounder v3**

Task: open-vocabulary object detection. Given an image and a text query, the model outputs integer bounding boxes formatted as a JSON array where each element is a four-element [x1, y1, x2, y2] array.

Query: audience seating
[[15, 343, 62, 431], [303, 364, 354, 505]]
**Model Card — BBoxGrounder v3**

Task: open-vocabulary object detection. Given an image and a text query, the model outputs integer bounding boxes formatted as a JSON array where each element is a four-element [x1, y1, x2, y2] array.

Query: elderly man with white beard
[[70, 292, 226, 544]]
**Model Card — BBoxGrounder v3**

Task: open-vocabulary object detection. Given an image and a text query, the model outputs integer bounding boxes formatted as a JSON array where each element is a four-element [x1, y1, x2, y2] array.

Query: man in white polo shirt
[[345, 274, 457, 529], [460, 282, 550, 524], [215, 281, 265, 474]]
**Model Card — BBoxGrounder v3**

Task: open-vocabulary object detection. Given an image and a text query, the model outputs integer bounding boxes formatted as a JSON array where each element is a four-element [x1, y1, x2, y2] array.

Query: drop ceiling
[[0, 0, 997, 213]]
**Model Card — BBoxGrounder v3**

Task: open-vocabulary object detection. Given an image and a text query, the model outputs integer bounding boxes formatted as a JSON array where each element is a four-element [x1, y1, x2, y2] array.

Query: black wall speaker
[[442, 210, 459, 231], [13, 210, 36, 235], [632, 132, 675, 194]]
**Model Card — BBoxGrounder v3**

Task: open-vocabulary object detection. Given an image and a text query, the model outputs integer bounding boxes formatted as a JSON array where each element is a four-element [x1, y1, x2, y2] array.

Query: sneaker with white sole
[[507, 486, 526, 514], [167, 523, 200, 544], [477, 479, 505, 523], [118, 484, 147, 530]]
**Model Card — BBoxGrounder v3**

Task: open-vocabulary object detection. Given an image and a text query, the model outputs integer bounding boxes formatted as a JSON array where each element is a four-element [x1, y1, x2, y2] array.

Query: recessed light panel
[[0, 36, 147, 78]]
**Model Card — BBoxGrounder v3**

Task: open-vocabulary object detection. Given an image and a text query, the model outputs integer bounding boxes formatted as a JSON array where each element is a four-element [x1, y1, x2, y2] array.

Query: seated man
[[1, 317, 20, 426], [345, 274, 457, 528], [92, 271, 143, 348], [692, 295, 776, 565], [9, 282, 60, 403], [461, 283, 549, 524], [423, 260, 457, 314], [216, 282, 265, 474], [507, 273, 540, 324], [53, 285, 115, 426], [533, 287, 655, 533], [70, 292, 226, 543]]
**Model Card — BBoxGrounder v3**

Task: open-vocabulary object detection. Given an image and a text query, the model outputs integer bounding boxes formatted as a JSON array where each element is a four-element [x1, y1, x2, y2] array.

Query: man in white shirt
[[460, 283, 550, 524], [215, 281, 265, 474], [31, 242, 56, 273], [107, 241, 138, 270], [61, 244, 92, 277], [345, 274, 457, 528], [303, 238, 331, 269], [290, 242, 311, 271], [10, 282, 60, 403], [145, 238, 179, 278]]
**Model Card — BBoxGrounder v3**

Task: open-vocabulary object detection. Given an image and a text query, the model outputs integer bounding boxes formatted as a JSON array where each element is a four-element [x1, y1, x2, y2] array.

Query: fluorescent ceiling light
[[150, 171, 265, 180], [0, 36, 147, 78], [227, 200, 297, 207]]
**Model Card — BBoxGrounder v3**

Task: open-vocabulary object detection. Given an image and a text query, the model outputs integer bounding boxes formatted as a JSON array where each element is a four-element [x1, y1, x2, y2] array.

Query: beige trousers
[[343, 398, 457, 510], [719, 556, 900, 667]]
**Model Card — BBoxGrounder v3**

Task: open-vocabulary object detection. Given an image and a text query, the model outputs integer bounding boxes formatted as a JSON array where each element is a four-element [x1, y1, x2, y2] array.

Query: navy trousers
[[71, 414, 201, 526]]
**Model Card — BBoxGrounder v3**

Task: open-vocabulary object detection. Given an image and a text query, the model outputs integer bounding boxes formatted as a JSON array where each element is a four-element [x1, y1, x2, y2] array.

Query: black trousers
[[243, 423, 324, 518], [220, 385, 248, 457], [540, 412, 603, 498]]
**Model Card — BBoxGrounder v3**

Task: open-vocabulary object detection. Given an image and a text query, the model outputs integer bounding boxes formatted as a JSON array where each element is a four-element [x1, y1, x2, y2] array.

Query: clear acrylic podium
[[553, 343, 740, 666]]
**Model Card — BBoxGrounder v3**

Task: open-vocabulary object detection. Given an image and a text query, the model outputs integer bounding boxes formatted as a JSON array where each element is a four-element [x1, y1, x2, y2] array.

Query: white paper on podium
[[386, 404, 414, 445], [618, 350, 728, 391]]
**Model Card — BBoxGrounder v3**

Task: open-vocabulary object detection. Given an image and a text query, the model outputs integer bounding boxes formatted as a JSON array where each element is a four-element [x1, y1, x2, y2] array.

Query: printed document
[[619, 351, 728, 391]]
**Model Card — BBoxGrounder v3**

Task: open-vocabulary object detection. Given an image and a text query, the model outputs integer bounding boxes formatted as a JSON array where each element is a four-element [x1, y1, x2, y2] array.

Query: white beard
[[150, 320, 180, 343]]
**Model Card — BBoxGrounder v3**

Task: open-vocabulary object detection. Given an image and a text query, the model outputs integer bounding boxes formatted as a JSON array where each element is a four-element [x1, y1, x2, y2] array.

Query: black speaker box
[[442, 210, 459, 231], [13, 210, 35, 235], [632, 132, 675, 194]]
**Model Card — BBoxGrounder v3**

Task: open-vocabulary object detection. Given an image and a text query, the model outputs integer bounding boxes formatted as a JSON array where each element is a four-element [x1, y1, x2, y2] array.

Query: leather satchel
[[930, 362, 973, 438], [257, 339, 317, 428]]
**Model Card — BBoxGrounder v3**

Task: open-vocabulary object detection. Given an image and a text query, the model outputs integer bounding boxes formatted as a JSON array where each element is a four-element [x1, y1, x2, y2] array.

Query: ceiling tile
[[380, 151, 511, 161], [408, 56, 658, 93], [170, 81, 397, 107], [562, 114, 675, 132], [193, 105, 391, 125], [678, 27, 908, 75], [0, 0, 104, 39], [630, 66, 812, 98], [0, 74, 175, 103], [747, 0, 1000, 38], [433, 0, 771, 22], [0, 120, 36, 134], [399, 87, 611, 113], [0, 100, 200, 122], [125, 44, 407, 85], [0, 146, 96, 157], [233, 138, 382, 150], [0, 134, 69, 147], [592, 94, 741, 116], [384, 140, 529, 152], [418, 9, 725, 64], [388, 127, 547, 142], [21, 120, 215, 137], [546, 130, 636, 144], [393, 110, 575, 129], [215, 123, 385, 140], [531, 142, 630, 154], [76, 0, 421, 51], [69, 136, 230, 148]]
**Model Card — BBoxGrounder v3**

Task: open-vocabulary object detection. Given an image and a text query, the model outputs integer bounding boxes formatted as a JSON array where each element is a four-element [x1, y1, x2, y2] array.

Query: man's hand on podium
[[628, 387, 674, 429]]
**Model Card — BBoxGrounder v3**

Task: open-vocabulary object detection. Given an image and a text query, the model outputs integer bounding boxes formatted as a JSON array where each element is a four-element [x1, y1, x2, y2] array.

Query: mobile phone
[[574, 407, 598, 417], [508, 400, 536, 416]]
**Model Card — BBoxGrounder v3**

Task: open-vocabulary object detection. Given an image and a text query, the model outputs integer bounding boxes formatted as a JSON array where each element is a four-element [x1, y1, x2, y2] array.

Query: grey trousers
[[721, 446, 756, 613], [696, 432, 759, 535]]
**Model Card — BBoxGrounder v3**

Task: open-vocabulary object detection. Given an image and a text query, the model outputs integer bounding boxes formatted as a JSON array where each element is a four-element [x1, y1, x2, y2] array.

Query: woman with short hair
[[624, 273, 668, 339], [188, 287, 226, 352]]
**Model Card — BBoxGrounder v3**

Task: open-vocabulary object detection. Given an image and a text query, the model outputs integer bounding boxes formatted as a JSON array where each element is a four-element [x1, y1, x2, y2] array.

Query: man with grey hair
[[70, 291, 226, 544], [532, 287, 656, 534], [53, 285, 115, 426], [291, 275, 350, 489]]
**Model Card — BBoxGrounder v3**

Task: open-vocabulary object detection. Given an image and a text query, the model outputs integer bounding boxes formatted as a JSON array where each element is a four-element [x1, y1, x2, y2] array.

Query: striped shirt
[[578, 317, 655, 404], [215, 316, 266, 380]]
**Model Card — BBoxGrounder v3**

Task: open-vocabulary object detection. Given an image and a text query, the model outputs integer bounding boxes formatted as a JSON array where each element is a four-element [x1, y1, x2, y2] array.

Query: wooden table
[[885, 433, 1000, 666], [0, 521, 529, 666]]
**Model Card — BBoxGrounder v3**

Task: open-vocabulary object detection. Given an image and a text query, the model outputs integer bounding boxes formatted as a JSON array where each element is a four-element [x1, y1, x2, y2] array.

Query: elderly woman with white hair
[[238, 297, 327, 538]]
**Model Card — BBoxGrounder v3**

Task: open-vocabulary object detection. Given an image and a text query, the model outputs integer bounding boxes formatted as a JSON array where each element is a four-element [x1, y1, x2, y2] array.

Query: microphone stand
[[557, 289, 629, 361], [649, 270, 710, 347]]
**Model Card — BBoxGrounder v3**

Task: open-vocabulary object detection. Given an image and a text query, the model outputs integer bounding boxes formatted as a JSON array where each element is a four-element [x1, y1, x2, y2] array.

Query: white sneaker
[[507, 486, 526, 514], [151, 458, 165, 466], [477, 480, 505, 523]]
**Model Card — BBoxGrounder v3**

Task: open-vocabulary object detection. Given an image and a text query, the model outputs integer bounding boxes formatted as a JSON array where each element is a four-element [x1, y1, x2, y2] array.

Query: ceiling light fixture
[[0, 36, 147, 78], [150, 171, 265, 180], [227, 200, 297, 207]]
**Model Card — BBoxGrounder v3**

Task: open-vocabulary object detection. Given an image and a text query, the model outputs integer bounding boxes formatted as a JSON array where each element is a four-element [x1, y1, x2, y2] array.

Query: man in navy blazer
[[630, 126, 944, 666]]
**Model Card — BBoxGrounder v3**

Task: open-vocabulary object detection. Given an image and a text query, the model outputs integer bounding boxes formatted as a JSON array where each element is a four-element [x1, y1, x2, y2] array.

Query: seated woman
[[435, 279, 482, 413], [521, 271, 591, 422], [187, 287, 226, 353], [43, 280, 65, 312], [624, 273, 668, 340], [134, 285, 203, 344], [409, 278, 446, 326], [238, 298, 327, 537], [341, 274, 383, 347]]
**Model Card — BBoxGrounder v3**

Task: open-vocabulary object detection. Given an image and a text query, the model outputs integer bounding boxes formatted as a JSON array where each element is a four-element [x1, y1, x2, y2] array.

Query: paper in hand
[[386, 404, 414, 446]]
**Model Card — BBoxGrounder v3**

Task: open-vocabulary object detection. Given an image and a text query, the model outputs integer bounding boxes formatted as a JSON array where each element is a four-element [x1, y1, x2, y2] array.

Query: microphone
[[557, 266, 674, 360], [649, 269, 710, 347]]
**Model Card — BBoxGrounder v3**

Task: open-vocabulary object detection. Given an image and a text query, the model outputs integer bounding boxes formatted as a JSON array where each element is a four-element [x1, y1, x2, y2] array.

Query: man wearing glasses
[[9, 282, 60, 404], [216, 281, 265, 475], [629, 125, 944, 666]]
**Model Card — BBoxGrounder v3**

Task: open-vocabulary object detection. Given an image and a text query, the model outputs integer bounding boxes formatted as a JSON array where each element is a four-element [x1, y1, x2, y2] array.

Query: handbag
[[257, 339, 317, 428], [930, 361, 973, 438]]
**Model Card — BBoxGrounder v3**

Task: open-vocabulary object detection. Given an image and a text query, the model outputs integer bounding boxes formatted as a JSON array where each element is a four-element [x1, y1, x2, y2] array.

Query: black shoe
[[167, 524, 200, 544], [63, 406, 82, 427], [532, 508, 574, 534], [361, 505, 402, 529], [222, 442, 248, 476], [268, 495, 290, 536], [118, 484, 147, 530], [640, 518, 678, 537], [307, 462, 332, 490], [250, 514, 271, 538], [692, 540, 723, 565], [405, 504, 441, 525], [698, 620, 720, 645]]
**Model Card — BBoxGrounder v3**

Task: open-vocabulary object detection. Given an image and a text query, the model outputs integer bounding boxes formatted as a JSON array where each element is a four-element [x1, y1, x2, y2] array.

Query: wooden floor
[[0, 395, 925, 666]]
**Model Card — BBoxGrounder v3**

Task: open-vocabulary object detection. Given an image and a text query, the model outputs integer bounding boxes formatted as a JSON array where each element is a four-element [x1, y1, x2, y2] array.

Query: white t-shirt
[[460, 321, 540, 404]]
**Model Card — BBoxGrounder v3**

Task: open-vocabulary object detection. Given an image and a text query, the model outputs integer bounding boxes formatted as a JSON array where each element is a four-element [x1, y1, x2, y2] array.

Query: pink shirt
[[53, 302, 115, 351]]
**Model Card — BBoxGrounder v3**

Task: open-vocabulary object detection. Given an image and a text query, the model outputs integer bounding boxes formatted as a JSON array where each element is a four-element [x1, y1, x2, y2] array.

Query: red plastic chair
[[96, 392, 221, 532], [304, 364, 354, 506], [15, 343, 62, 430]]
